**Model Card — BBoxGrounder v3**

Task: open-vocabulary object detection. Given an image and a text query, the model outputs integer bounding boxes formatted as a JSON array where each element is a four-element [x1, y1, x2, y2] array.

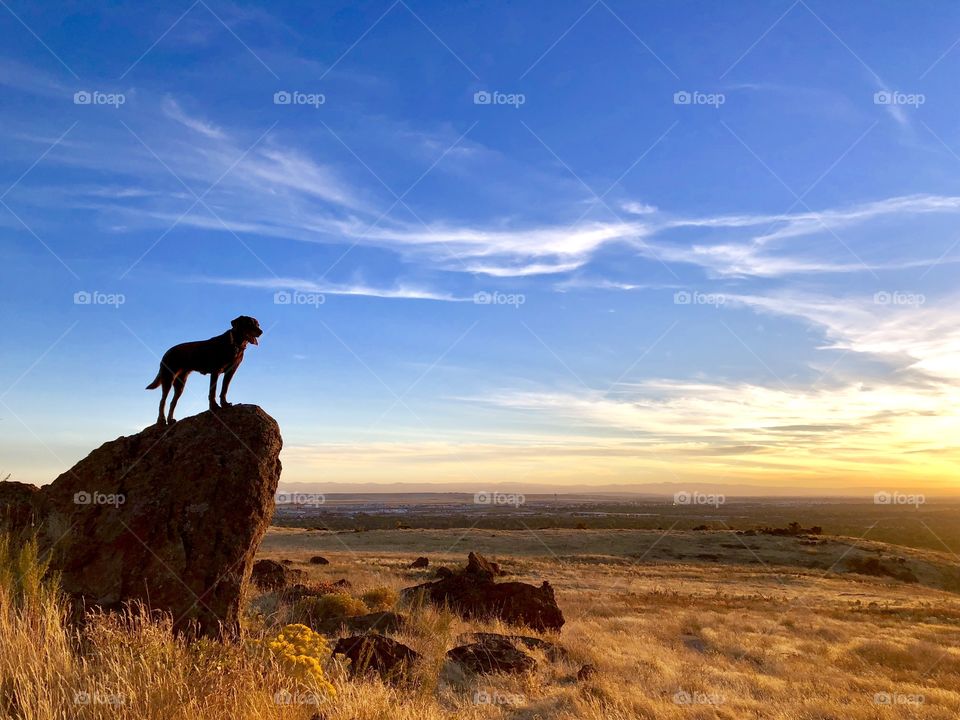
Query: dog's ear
[[231, 316, 243, 329]]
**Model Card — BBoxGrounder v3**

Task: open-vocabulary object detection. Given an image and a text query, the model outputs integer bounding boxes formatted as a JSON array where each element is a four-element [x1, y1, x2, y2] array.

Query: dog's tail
[[146, 371, 162, 390]]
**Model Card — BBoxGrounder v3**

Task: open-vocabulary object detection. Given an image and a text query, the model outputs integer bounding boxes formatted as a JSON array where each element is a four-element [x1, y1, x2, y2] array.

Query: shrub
[[265, 623, 337, 697], [294, 593, 368, 623], [361, 586, 398, 611]]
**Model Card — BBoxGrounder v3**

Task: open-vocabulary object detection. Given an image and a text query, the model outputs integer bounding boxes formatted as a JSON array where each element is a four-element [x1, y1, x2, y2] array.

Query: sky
[[2, 0, 960, 494]]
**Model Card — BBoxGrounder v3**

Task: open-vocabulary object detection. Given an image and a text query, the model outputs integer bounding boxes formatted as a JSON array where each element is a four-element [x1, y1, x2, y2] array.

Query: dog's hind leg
[[208, 372, 220, 412], [157, 375, 172, 426], [167, 371, 189, 424]]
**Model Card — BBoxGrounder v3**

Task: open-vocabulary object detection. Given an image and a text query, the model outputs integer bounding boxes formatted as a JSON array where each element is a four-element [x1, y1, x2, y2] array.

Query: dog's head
[[231, 315, 263, 345]]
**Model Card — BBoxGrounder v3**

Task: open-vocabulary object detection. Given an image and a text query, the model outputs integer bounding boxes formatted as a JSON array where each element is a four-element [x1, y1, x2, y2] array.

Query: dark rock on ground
[[0, 405, 282, 638], [410, 556, 429, 568], [403, 552, 564, 632], [333, 634, 419, 679], [447, 634, 536, 674], [577, 664, 597, 681], [434, 566, 453, 579], [460, 632, 568, 661], [309, 555, 330, 565], [313, 611, 406, 636], [252, 559, 305, 590]]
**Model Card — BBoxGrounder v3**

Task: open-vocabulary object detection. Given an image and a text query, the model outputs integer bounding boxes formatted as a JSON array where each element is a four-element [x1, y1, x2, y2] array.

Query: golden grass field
[[3, 527, 960, 719]]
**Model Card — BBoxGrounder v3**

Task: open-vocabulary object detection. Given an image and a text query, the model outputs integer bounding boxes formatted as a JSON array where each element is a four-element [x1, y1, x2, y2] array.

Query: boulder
[[252, 559, 305, 590], [447, 634, 536, 674], [0, 404, 282, 638], [333, 635, 419, 679], [410, 556, 429, 569], [314, 611, 406, 636], [434, 566, 453, 579], [403, 553, 564, 632], [309, 555, 330, 565]]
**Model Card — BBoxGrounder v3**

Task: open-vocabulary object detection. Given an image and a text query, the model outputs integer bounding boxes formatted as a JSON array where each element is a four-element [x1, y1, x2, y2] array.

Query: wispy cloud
[[201, 275, 465, 301]]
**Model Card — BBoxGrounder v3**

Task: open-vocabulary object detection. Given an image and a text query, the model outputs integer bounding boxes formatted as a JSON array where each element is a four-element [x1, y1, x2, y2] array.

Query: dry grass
[[2, 528, 960, 719]]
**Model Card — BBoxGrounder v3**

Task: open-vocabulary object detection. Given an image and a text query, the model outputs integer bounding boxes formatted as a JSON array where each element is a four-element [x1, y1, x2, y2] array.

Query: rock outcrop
[[0, 404, 282, 638], [403, 552, 564, 632]]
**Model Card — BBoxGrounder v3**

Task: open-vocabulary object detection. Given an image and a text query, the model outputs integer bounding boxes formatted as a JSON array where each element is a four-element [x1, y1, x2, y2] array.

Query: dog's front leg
[[219, 363, 238, 408], [208, 372, 220, 412]]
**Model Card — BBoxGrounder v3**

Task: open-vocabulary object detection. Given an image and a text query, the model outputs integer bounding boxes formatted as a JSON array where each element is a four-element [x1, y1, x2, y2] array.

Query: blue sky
[[2, 0, 960, 492]]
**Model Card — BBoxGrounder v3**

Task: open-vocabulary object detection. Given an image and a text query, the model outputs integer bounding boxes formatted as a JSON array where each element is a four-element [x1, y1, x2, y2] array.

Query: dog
[[146, 316, 263, 425]]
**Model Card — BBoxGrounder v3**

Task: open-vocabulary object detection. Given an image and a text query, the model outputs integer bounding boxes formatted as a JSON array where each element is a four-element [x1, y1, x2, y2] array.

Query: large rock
[[252, 559, 305, 590], [403, 552, 564, 632], [0, 405, 282, 638]]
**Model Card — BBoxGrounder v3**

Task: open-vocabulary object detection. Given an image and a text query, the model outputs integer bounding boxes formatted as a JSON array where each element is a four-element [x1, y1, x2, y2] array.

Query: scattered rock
[[0, 405, 282, 638], [681, 634, 707, 653], [434, 566, 453, 579], [309, 555, 330, 565], [403, 553, 564, 632], [314, 611, 407, 636], [447, 635, 536, 674], [333, 635, 419, 679], [460, 632, 567, 661], [410, 556, 429, 568], [252, 559, 305, 590], [577, 664, 597, 681]]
